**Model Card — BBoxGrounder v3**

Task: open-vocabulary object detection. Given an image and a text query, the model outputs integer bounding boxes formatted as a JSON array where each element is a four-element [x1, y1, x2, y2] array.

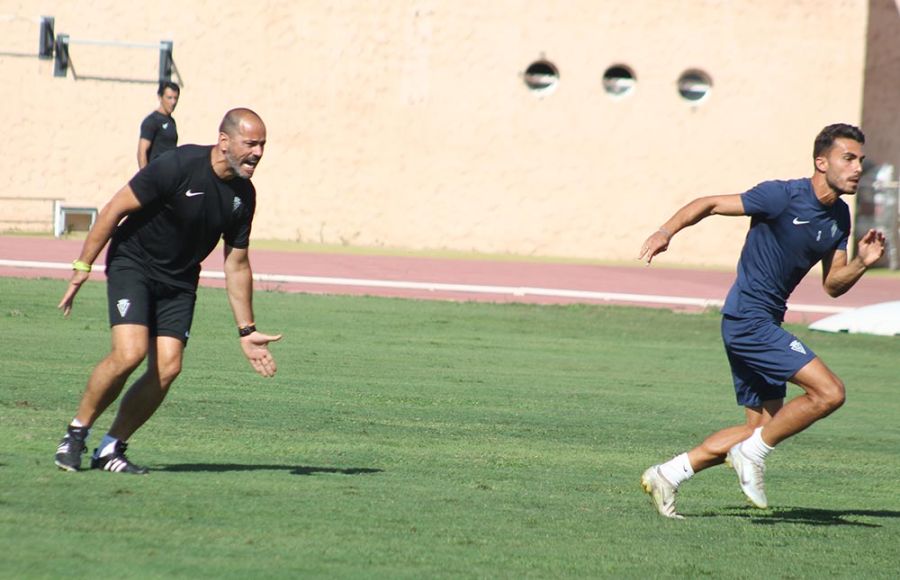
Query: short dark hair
[[157, 81, 180, 97], [813, 123, 864, 158]]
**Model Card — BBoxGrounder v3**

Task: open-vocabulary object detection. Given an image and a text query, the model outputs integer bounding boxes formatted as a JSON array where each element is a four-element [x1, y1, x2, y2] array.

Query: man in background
[[137, 81, 180, 168]]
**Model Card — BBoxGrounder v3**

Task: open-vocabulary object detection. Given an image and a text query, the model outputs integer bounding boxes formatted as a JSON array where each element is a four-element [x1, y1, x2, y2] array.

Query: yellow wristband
[[72, 260, 92, 273]]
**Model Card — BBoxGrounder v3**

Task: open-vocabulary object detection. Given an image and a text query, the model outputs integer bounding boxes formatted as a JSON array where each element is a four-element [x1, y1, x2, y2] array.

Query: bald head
[[218, 108, 265, 137], [214, 108, 266, 180]]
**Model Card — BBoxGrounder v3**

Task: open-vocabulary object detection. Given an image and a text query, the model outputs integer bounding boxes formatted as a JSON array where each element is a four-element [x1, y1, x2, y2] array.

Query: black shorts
[[106, 259, 197, 343]]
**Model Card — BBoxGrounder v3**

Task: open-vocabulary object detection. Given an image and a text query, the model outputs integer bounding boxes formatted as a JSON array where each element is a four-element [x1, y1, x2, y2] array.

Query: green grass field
[[1, 276, 898, 578]]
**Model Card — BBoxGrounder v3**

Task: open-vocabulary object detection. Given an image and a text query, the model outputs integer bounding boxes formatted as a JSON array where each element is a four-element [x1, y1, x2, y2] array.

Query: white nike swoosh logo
[[185, 189, 205, 197], [792, 217, 810, 225]]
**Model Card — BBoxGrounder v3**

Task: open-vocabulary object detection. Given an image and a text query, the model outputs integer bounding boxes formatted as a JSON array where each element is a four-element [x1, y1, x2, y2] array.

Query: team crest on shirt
[[116, 299, 131, 318], [233, 197, 242, 213]]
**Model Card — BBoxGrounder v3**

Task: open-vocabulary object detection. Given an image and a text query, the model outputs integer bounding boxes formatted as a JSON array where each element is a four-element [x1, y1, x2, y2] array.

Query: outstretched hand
[[638, 229, 672, 265], [58, 271, 91, 316], [857, 228, 886, 267], [240, 331, 283, 377]]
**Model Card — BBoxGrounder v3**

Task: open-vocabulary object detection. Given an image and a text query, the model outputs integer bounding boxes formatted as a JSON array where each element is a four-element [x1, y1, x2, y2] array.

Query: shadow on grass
[[157, 463, 383, 476], [698, 506, 900, 527]]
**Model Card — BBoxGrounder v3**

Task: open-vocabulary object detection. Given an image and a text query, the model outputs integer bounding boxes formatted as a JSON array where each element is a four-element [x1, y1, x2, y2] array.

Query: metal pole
[[53, 33, 69, 77], [39, 16, 54, 59], [158, 40, 173, 83], [66, 38, 165, 49]]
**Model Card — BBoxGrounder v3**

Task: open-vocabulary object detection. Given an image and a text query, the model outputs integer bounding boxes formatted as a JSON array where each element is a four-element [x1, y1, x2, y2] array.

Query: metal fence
[[855, 164, 899, 270]]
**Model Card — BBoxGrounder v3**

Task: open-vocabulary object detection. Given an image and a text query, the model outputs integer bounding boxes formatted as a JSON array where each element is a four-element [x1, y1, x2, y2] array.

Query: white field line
[[0, 258, 853, 315]]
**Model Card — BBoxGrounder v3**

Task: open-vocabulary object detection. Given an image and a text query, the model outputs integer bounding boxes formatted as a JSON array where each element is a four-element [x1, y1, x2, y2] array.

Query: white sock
[[97, 434, 120, 458], [67, 419, 89, 439], [740, 427, 774, 463], [658, 452, 694, 487]]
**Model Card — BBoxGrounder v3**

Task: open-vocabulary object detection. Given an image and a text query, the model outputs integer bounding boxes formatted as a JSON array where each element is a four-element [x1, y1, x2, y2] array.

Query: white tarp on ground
[[808, 301, 900, 336]]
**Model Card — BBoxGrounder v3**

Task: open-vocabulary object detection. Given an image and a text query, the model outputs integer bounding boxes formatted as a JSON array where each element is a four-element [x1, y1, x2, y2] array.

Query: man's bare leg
[[107, 336, 184, 442], [760, 357, 845, 446], [725, 357, 845, 508], [55, 325, 148, 471], [642, 400, 782, 518], [90, 336, 184, 474], [688, 399, 783, 471], [72, 325, 150, 427]]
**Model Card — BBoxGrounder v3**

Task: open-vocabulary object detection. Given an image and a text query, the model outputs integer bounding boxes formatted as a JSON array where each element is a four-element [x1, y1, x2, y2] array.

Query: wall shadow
[[0, 51, 40, 58]]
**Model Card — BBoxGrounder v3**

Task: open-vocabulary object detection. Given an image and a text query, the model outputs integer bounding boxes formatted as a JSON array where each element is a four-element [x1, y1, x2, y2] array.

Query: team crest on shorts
[[116, 298, 131, 318], [789, 339, 807, 355]]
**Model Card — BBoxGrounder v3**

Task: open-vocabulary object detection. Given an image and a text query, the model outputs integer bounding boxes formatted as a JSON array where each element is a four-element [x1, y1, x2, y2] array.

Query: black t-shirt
[[139, 111, 178, 162], [108, 144, 256, 289]]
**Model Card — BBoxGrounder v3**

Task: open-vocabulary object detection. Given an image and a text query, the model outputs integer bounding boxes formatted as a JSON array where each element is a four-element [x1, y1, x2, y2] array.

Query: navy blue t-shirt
[[108, 144, 256, 290], [721, 178, 850, 322]]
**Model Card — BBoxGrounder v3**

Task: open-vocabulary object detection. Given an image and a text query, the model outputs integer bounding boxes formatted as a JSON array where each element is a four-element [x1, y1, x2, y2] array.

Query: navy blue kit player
[[638, 124, 885, 518], [55, 108, 282, 475]]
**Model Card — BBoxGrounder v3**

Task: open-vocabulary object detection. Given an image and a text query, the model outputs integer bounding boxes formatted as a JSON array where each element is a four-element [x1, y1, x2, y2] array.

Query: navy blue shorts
[[106, 259, 196, 343], [721, 315, 816, 407]]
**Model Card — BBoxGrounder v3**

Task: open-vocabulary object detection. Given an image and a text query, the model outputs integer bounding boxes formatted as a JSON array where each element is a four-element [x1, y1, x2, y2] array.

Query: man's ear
[[814, 155, 828, 173]]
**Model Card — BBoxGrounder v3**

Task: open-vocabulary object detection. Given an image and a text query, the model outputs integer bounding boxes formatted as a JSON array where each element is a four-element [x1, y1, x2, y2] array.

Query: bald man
[[55, 108, 282, 474]]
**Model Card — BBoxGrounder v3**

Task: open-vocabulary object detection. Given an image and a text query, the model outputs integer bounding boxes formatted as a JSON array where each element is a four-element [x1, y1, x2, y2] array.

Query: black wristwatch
[[238, 324, 257, 337]]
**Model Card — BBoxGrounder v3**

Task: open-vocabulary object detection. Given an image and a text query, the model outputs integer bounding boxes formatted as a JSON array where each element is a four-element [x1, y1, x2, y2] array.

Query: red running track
[[2, 235, 898, 324]]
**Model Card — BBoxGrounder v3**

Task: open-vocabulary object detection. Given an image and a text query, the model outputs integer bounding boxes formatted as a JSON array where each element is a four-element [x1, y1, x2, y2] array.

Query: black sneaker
[[90, 441, 149, 475], [55, 425, 89, 472]]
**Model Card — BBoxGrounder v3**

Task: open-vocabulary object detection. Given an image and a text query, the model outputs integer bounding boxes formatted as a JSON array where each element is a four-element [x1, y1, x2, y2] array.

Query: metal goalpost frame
[[51, 28, 176, 85]]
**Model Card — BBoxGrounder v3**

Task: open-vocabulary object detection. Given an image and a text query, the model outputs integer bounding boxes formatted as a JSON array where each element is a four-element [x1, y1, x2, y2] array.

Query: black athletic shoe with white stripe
[[55, 426, 89, 472], [90, 441, 149, 475]]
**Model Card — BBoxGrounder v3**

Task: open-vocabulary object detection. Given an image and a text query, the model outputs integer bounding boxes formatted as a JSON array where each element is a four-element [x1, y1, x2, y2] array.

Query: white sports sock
[[97, 434, 120, 458], [658, 452, 694, 487], [740, 427, 774, 463]]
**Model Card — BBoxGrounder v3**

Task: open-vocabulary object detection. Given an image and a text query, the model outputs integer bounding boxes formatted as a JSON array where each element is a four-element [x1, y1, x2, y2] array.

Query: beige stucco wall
[[1, 0, 868, 267]]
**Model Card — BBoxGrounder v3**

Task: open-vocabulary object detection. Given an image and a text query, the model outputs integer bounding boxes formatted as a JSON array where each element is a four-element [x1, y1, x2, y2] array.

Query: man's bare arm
[[638, 194, 746, 264], [58, 185, 143, 316], [137, 138, 152, 169], [822, 229, 885, 297], [223, 245, 282, 377]]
